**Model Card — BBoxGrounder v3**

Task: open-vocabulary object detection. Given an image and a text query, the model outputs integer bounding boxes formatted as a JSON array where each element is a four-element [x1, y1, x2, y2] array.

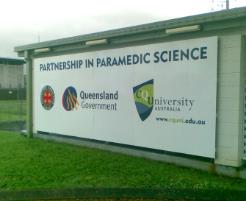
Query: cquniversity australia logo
[[62, 86, 79, 111], [133, 79, 154, 121]]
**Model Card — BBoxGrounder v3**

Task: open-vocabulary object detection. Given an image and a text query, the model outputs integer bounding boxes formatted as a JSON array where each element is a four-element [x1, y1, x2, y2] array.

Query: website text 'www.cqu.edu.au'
[[156, 117, 206, 125]]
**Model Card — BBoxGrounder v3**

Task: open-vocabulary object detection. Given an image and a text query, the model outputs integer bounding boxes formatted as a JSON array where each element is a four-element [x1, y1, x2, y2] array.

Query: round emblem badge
[[62, 86, 79, 111], [40, 85, 55, 110]]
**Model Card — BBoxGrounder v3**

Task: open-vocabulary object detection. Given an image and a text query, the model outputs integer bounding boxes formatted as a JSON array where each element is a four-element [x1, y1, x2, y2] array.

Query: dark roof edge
[[0, 57, 25, 65], [15, 6, 246, 53], [0, 57, 24, 62]]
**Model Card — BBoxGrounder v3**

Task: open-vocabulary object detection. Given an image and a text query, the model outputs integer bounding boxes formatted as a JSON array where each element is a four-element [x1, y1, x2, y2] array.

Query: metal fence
[[0, 88, 26, 131]]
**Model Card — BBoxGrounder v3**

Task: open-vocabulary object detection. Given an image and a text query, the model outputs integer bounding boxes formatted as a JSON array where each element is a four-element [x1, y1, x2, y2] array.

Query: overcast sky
[[2, 0, 246, 58]]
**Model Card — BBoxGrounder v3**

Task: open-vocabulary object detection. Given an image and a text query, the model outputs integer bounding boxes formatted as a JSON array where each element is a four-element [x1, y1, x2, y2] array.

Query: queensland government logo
[[40, 85, 55, 110], [133, 79, 154, 121], [62, 86, 79, 111]]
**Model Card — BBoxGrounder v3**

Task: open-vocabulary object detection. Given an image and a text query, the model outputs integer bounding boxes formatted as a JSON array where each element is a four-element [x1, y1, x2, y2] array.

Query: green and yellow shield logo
[[133, 79, 154, 121]]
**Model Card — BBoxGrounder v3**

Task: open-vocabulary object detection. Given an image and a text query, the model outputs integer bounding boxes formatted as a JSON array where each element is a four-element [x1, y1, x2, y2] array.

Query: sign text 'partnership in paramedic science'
[[39, 46, 208, 71]]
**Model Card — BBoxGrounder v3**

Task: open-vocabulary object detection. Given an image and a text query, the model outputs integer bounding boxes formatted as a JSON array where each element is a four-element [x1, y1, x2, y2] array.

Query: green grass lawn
[[0, 131, 246, 191], [0, 100, 26, 122]]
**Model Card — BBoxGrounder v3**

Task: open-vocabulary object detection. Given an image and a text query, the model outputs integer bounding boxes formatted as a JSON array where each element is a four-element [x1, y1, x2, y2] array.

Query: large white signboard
[[33, 37, 217, 158]]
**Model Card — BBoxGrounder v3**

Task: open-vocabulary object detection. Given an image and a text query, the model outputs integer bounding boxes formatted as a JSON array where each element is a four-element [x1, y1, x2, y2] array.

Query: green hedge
[[0, 89, 26, 100]]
